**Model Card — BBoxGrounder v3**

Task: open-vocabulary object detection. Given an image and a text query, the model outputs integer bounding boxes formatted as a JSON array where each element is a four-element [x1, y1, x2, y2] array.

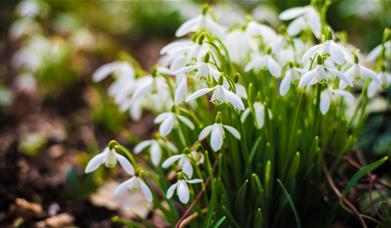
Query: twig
[[175, 159, 218, 228], [323, 161, 368, 228]]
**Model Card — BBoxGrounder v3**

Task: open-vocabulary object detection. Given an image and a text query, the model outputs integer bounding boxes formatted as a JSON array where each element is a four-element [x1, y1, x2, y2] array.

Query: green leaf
[[235, 179, 248, 213], [288, 152, 300, 180], [254, 208, 263, 228], [343, 156, 388, 196], [251, 173, 264, 195], [277, 179, 302, 228], [213, 216, 226, 228]]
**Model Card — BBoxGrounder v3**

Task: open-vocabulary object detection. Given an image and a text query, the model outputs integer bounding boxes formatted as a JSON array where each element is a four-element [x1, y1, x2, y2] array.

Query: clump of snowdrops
[[86, 1, 391, 227]]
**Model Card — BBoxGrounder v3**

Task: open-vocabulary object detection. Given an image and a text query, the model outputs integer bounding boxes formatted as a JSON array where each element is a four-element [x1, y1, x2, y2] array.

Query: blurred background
[[0, 0, 390, 227]]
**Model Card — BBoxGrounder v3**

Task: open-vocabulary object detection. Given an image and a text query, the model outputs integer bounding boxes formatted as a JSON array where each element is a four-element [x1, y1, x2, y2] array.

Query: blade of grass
[[343, 156, 388, 196], [277, 179, 302, 228]]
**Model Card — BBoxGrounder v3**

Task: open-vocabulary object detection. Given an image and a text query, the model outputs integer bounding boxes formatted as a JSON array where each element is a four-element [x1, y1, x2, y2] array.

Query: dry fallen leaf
[[35, 213, 74, 228]]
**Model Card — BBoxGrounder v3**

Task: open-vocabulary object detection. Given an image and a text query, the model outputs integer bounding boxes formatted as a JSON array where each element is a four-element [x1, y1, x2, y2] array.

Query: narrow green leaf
[[248, 137, 262, 163], [254, 208, 263, 228], [343, 156, 388, 196], [213, 216, 226, 228], [222, 206, 241, 228], [288, 152, 300, 180], [235, 179, 248, 213], [277, 179, 302, 228], [251, 173, 264, 195]]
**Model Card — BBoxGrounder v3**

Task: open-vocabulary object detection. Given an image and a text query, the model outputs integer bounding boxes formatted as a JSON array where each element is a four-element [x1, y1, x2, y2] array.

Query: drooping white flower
[[320, 88, 355, 115], [135, 139, 177, 166], [85, 147, 135, 175], [176, 11, 225, 37], [154, 112, 195, 137], [166, 179, 202, 204], [279, 67, 302, 96], [224, 29, 256, 63], [245, 52, 282, 78], [162, 154, 193, 178], [245, 21, 277, 45], [175, 61, 221, 82], [367, 71, 391, 97], [302, 40, 353, 65], [114, 176, 153, 202], [339, 62, 380, 89], [186, 85, 245, 110], [198, 123, 241, 151], [92, 61, 134, 82], [241, 102, 266, 129], [367, 41, 391, 63], [279, 5, 321, 38], [299, 64, 352, 88]]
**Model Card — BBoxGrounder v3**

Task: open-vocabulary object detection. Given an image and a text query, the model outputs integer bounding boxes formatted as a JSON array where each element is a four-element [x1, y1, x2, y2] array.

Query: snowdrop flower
[[339, 59, 380, 89], [367, 41, 391, 63], [299, 64, 352, 88], [162, 154, 193, 178], [302, 40, 353, 65], [16, 0, 48, 18], [320, 88, 355, 114], [198, 123, 241, 151], [166, 179, 202, 204], [224, 29, 256, 63], [175, 60, 221, 82], [280, 67, 302, 96], [176, 10, 225, 37], [135, 139, 177, 166], [114, 176, 153, 202], [85, 147, 135, 175], [154, 112, 195, 137], [92, 61, 134, 82], [279, 5, 321, 38], [186, 85, 245, 110], [241, 102, 266, 129], [245, 52, 282, 78], [245, 21, 277, 45], [367, 71, 391, 97], [9, 18, 41, 40]]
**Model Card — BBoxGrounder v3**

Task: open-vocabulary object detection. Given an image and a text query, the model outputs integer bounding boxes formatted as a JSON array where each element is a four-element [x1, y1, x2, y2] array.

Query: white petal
[[306, 9, 321, 38], [224, 89, 245, 110], [162, 154, 182, 168], [134, 140, 153, 154], [299, 69, 316, 88], [115, 154, 135, 175], [329, 42, 345, 64], [175, 65, 199, 75], [154, 112, 170, 124], [254, 102, 265, 129], [198, 125, 213, 141], [287, 17, 306, 36], [367, 45, 382, 62], [301, 44, 322, 64], [186, 87, 214, 102], [240, 108, 251, 123], [182, 159, 193, 178], [331, 69, 353, 87], [84, 151, 107, 173], [333, 90, 355, 106], [150, 143, 162, 166], [176, 16, 202, 37], [186, 179, 203, 184], [177, 180, 190, 204], [280, 71, 292, 96], [223, 125, 241, 139], [159, 114, 175, 137], [166, 141, 178, 153], [166, 183, 177, 199], [92, 62, 119, 82], [361, 66, 380, 84], [114, 178, 134, 196], [210, 124, 223, 152], [367, 81, 380, 97], [138, 178, 153, 202], [320, 90, 331, 115], [177, 115, 195, 129], [279, 7, 307, 20], [175, 78, 188, 105]]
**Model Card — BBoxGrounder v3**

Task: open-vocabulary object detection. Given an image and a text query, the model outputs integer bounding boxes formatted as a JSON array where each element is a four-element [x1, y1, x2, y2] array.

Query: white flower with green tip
[[166, 179, 202, 204], [198, 123, 241, 152]]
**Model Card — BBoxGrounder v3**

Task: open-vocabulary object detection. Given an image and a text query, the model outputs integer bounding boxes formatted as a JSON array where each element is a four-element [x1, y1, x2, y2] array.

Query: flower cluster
[[85, 2, 390, 226]]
